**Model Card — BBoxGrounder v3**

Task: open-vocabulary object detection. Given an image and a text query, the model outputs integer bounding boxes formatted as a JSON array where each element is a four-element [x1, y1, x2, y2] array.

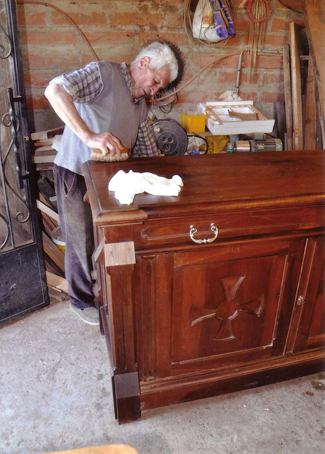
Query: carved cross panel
[[190, 276, 264, 341]]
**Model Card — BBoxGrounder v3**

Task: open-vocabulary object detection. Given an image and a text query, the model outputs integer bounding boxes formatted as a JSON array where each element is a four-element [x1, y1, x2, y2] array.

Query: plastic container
[[180, 112, 206, 133], [206, 135, 229, 153], [51, 226, 65, 253]]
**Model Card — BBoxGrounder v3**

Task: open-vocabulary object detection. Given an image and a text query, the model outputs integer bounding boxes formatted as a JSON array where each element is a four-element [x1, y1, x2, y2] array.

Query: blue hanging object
[[208, 0, 236, 39], [219, 0, 236, 37], [209, 0, 228, 38]]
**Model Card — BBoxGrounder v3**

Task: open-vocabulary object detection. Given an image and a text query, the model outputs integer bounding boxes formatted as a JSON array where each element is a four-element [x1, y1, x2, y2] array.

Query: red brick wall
[[17, 0, 304, 128]]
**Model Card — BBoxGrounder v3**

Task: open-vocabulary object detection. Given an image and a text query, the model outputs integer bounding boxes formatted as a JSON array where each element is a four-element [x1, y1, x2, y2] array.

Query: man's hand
[[83, 131, 124, 158]]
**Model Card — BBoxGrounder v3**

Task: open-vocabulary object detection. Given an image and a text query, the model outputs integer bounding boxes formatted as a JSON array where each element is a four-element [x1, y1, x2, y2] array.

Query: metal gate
[[0, 0, 48, 325]]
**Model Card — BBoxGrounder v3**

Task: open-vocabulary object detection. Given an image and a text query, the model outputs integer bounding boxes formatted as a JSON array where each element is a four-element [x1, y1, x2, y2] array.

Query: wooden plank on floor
[[40, 211, 57, 238], [44, 254, 65, 278], [31, 126, 64, 141], [33, 140, 53, 147], [42, 231, 65, 272], [34, 145, 57, 155], [36, 163, 54, 172], [290, 22, 304, 150], [46, 271, 69, 294], [37, 199, 59, 223], [32, 154, 56, 164]]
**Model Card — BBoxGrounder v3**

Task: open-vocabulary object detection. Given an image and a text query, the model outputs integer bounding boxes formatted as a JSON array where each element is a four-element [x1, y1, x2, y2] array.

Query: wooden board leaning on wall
[[304, 0, 325, 148]]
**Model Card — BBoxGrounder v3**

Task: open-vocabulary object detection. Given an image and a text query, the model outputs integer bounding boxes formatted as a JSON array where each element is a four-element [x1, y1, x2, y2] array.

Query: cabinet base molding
[[140, 351, 325, 411]]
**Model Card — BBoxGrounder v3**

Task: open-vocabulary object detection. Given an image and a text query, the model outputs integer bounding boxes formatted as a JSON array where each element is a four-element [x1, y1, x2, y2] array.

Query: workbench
[[83, 150, 325, 424]]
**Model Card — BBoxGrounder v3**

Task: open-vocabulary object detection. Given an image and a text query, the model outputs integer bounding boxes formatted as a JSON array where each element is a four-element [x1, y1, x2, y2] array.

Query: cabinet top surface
[[83, 150, 325, 224]]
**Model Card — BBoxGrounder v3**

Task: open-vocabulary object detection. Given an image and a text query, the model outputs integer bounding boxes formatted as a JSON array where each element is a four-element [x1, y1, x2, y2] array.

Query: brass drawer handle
[[189, 223, 219, 244]]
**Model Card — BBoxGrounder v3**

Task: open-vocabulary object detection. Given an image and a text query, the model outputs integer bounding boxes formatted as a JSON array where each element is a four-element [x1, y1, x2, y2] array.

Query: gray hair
[[132, 42, 178, 83]]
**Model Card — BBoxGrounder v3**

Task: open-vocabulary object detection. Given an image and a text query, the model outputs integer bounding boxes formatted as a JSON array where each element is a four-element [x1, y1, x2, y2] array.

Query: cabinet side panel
[[109, 264, 137, 373], [135, 253, 174, 381]]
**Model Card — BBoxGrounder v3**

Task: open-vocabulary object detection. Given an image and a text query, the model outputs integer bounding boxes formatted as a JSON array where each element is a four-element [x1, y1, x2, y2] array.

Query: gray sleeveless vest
[[54, 61, 147, 175]]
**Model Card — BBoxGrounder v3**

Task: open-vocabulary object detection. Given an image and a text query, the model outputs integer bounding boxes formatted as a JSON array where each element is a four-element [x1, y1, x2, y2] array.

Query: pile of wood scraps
[[33, 153, 68, 298], [31, 126, 63, 171], [30, 126, 69, 300]]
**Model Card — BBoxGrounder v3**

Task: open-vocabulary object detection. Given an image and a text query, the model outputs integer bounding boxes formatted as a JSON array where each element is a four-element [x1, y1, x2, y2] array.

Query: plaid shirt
[[50, 61, 159, 157]]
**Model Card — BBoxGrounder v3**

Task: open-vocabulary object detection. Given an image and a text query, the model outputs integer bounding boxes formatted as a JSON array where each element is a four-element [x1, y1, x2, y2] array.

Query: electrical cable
[[16, 0, 100, 60], [152, 51, 240, 103], [158, 92, 179, 114]]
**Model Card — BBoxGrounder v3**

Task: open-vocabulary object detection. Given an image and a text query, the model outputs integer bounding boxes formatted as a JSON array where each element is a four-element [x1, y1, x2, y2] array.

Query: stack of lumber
[[284, 2, 324, 151], [31, 126, 69, 297], [31, 126, 64, 171], [36, 177, 68, 299]]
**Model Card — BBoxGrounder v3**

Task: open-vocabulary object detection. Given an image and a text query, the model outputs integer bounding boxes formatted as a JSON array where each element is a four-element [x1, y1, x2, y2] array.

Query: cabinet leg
[[112, 371, 141, 424]]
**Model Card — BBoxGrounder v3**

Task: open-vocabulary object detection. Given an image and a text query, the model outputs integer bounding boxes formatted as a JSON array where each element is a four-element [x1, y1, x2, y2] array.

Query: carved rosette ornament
[[190, 275, 265, 341]]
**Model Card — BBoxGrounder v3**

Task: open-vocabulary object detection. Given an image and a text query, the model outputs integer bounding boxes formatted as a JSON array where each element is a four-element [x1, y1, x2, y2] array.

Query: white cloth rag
[[108, 170, 183, 205]]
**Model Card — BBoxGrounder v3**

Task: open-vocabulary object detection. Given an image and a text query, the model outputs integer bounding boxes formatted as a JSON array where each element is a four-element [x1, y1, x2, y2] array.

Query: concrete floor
[[1, 296, 324, 454]]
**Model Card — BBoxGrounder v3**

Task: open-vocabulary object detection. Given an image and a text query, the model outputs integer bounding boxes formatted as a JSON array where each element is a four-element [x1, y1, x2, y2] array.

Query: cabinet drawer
[[134, 205, 325, 248]]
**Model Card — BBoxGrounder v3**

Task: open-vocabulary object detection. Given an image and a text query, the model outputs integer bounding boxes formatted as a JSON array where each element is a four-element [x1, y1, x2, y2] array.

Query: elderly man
[[45, 41, 182, 325]]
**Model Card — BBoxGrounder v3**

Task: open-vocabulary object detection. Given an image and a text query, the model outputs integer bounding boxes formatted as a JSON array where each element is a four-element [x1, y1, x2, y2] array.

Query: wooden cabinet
[[83, 150, 325, 424]]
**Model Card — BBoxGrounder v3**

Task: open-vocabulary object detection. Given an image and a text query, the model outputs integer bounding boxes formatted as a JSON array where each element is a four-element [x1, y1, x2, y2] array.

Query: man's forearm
[[44, 83, 92, 142]]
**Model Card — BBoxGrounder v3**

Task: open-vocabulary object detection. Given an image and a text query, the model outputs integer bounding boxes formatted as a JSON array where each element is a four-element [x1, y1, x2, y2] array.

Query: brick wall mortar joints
[[18, 0, 302, 116]]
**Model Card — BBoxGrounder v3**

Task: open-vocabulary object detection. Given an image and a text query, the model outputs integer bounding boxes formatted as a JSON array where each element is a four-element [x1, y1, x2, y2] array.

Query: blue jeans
[[53, 164, 94, 309]]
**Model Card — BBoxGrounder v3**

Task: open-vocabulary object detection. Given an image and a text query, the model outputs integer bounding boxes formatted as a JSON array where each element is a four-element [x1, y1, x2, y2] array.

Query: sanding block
[[90, 148, 129, 162]]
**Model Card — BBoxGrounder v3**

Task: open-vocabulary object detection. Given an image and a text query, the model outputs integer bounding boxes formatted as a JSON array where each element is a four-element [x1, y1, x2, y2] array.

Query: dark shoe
[[70, 303, 99, 325]]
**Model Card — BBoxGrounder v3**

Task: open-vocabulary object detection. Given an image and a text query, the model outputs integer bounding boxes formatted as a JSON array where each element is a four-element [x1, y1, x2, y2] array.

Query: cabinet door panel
[[170, 240, 302, 374], [286, 236, 325, 353], [308, 266, 325, 348]]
